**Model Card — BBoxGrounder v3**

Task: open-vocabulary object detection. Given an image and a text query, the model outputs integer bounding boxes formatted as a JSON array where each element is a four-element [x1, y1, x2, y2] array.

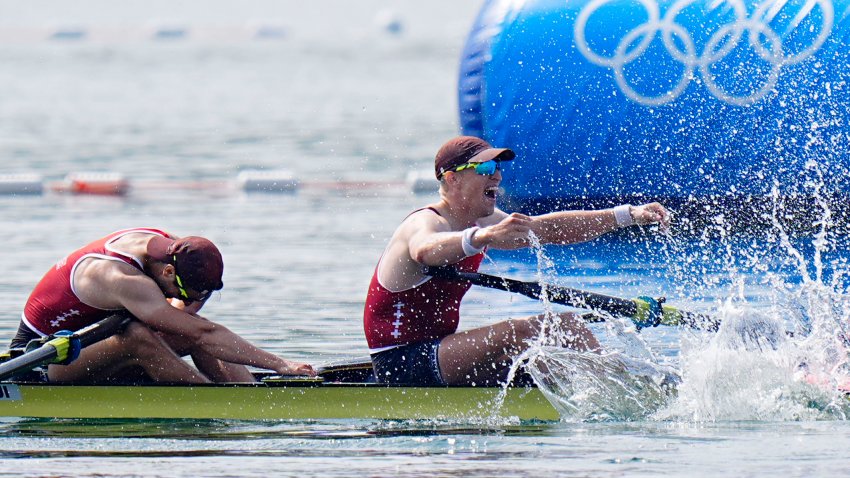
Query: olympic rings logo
[[573, 0, 834, 106]]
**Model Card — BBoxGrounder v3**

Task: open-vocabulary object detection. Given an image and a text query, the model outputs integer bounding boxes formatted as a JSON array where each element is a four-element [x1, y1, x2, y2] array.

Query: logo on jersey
[[51, 309, 80, 328]]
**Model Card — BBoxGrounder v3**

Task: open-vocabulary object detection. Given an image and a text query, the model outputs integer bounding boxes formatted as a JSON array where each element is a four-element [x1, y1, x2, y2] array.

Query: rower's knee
[[555, 312, 587, 331], [522, 312, 600, 351], [116, 322, 165, 355], [554, 312, 600, 350], [508, 317, 539, 340]]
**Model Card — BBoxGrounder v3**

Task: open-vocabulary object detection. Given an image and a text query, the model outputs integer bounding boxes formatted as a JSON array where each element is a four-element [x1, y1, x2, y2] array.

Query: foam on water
[[525, 349, 678, 421], [659, 304, 849, 421]]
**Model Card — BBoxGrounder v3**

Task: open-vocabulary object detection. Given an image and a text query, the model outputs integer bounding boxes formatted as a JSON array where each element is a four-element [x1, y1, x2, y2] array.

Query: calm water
[[2, 1, 850, 476]]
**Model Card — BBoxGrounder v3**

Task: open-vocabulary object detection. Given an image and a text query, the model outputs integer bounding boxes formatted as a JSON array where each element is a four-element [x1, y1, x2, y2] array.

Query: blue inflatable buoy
[[459, 0, 849, 216]]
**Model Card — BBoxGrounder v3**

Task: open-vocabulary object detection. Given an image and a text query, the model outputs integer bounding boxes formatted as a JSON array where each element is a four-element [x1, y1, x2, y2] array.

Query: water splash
[[658, 160, 850, 422], [485, 163, 850, 423], [494, 231, 678, 422], [525, 349, 678, 421], [658, 303, 848, 421]]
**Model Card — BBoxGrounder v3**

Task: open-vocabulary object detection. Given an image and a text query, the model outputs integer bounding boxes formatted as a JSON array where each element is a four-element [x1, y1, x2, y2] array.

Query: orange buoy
[[63, 172, 130, 195]]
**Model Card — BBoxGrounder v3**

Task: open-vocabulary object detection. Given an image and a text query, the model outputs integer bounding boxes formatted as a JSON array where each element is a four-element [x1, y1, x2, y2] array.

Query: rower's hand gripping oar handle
[[424, 266, 719, 332]]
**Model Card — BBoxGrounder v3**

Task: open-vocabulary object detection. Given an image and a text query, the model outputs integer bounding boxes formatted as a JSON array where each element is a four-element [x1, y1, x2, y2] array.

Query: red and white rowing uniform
[[21, 228, 173, 336], [363, 208, 484, 353]]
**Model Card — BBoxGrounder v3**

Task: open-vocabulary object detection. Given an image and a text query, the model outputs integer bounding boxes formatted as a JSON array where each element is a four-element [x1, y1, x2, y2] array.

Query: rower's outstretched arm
[[101, 269, 316, 376], [530, 202, 670, 245], [142, 304, 315, 376]]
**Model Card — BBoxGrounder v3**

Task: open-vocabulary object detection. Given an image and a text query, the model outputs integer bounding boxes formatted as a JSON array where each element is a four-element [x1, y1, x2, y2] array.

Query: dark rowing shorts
[[10, 320, 41, 349], [371, 338, 445, 386]]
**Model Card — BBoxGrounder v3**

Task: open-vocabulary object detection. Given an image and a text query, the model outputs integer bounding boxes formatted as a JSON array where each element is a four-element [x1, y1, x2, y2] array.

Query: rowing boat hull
[[0, 380, 560, 421]]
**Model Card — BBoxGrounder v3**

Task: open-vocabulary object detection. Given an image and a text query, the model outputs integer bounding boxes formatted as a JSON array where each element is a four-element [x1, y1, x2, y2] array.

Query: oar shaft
[[663, 306, 718, 331], [0, 345, 61, 381], [432, 268, 638, 315], [0, 314, 131, 381], [76, 313, 132, 347], [425, 267, 720, 331]]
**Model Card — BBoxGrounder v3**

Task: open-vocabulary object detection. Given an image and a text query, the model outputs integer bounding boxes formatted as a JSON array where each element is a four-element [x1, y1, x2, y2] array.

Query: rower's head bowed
[[147, 235, 224, 301]]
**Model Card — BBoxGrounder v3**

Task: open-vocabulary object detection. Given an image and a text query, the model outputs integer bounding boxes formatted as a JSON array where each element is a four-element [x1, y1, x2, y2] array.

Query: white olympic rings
[[573, 0, 834, 106]]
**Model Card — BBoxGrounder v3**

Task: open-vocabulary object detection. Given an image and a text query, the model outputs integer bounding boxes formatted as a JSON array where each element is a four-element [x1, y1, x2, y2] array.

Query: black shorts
[[371, 338, 445, 386], [10, 321, 41, 349]]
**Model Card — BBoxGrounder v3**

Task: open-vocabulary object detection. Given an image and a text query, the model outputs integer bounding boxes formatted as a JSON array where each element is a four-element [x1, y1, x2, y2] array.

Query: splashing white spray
[[498, 231, 679, 421], [659, 160, 850, 421]]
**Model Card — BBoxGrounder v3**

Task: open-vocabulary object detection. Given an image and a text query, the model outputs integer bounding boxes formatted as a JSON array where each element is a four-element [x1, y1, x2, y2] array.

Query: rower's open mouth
[[484, 186, 501, 199]]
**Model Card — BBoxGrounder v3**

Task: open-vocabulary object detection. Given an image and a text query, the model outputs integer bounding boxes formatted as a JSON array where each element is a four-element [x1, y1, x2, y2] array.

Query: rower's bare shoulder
[[76, 257, 144, 289], [401, 208, 451, 234], [112, 230, 176, 249], [72, 258, 149, 309]]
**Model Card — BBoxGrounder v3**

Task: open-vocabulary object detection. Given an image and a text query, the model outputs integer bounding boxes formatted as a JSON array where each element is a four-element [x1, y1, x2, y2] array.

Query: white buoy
[[59, 172, 130, 195], [0, 174, 44, 195], [151, 25, 189, 41], [252, 23, 286, 40], [406, 170, 439, 194], [49, 27, 87, 41], [237, 170, 300, 193]]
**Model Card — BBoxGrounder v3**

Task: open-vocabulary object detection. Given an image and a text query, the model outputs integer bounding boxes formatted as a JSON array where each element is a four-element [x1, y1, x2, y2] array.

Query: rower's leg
[[190, 349, 255, 382], [549, 311, 601, 351], [157, 331, 255, 382], [47, 321, 210, 384], [438, 312, 600, 386]]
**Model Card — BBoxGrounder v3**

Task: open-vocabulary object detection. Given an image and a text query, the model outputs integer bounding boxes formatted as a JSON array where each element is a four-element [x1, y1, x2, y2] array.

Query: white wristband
[[613, 204, 634, 228], [461, 226, 485, 256]]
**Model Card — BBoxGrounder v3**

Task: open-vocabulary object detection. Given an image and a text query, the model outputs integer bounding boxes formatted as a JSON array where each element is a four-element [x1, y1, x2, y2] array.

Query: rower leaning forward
[[363, 136, 671, 386], [8, 227, 314, 383]]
